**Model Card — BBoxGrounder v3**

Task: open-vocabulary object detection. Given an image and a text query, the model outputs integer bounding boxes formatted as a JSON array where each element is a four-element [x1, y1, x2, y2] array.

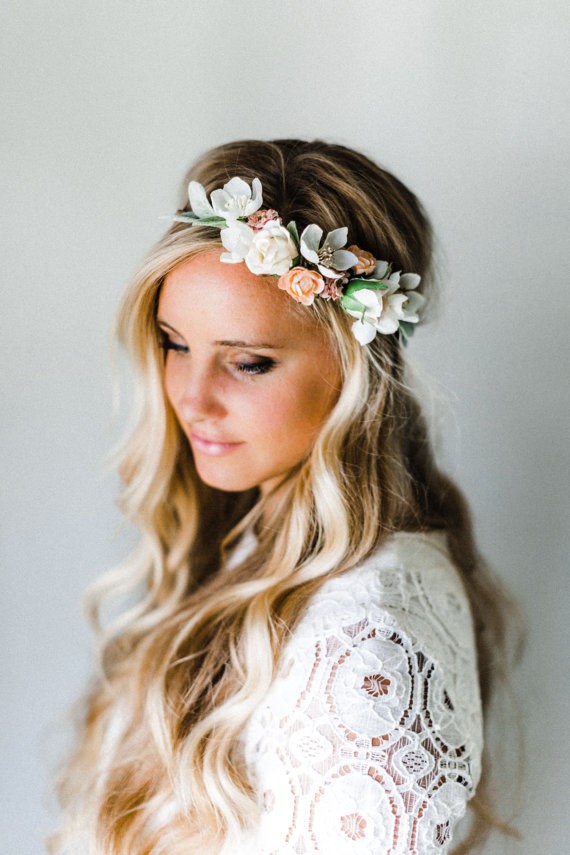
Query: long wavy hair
[[51, 139, 519, 854]]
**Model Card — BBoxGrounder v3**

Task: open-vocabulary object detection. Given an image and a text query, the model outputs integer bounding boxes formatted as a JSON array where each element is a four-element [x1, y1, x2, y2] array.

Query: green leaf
[[340, 293, 365, 313], [193, 216, 227, 228], [398, 321, 416, 344], [172, 213, 228, 230], [172, 213, 200, 223], [286, 220, 300, 248], [343, 278, 389, 298]]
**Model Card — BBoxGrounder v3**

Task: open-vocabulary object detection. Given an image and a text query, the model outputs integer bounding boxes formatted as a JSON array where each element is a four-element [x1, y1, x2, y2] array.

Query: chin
[[193, 463, 260, 494]]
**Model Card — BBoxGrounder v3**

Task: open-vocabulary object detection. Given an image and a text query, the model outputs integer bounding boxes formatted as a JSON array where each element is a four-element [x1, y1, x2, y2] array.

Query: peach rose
[[347, 244, 376, 276], [278, 266, 325, 305]]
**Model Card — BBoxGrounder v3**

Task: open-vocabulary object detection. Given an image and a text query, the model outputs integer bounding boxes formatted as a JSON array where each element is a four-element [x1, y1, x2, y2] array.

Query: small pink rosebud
[[247, 209, 282, 231], [320, 278, 344, 301]]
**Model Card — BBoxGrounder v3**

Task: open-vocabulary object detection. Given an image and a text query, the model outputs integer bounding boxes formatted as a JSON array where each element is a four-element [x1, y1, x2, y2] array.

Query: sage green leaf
[[172, 213, 201, 223], [286, 220, 300, 248], [172, 213, 228, 228], [399, 321, 415, 342], [191, 216, 227, 228]]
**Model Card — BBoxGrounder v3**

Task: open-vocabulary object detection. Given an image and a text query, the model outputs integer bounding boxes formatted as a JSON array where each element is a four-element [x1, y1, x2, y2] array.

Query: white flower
[[187, 180, 216, 218], [245, 222, 298, 275], [382, 271, 425, 324], [188, 176, 263, 222], [212, 177, 263, 221], [300, 224, 358, 278], [346, 272, 424, 345], [220, 221, 255, 263], [347, 289, 387, 345]]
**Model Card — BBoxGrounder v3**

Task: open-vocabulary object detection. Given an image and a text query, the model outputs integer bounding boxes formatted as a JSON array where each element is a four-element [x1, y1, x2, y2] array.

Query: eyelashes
[[158, 335, 276, 377], [159, 338, 188, 354], [236, 359, 275, 376]]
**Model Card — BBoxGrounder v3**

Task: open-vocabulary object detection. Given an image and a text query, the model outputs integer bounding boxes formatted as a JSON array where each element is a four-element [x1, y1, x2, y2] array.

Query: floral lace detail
[[234, 531, 483, 854], [361, 673, 391, 698], [340, 812, 368, 840]]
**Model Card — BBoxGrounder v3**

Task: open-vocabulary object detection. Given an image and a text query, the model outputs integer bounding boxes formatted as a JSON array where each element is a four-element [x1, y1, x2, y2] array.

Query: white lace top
[[100, 530, 483, 854], [224, 530, 483, 854]]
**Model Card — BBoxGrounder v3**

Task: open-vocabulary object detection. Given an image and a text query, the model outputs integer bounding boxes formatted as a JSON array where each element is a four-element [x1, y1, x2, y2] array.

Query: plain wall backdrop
[[1, 1, 568, 852]]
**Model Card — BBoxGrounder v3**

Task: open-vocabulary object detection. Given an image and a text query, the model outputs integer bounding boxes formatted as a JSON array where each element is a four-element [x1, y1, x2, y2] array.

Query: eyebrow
[[157, 320, 284, 350], [215, 339, 284, 349]]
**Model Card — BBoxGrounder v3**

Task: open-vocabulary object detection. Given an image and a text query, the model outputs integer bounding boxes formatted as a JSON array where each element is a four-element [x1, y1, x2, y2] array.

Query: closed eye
[[159, 333, 188, 354], [234, 358, 275, 376], [158, 327, 276, 377]]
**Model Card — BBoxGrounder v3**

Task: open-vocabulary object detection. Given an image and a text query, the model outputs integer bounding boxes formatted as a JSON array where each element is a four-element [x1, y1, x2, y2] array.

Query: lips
[[190, 432, 244, 456]]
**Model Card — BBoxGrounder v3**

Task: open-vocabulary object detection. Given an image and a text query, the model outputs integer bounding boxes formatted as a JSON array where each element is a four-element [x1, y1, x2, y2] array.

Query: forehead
[[158, 251, 314, 343]]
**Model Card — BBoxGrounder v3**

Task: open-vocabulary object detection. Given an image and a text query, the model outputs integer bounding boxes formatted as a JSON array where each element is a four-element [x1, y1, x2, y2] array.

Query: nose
[[176, 363, 226, 422]]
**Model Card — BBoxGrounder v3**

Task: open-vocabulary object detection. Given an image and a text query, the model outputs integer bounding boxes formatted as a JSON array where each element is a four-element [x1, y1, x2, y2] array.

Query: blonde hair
[[51, 140, 520, 854]]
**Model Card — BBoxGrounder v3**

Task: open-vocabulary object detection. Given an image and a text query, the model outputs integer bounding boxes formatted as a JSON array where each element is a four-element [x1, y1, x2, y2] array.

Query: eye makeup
[[231, 358, 275, 376], [158, 329, 276, 377], [159, 335, 188, 354]]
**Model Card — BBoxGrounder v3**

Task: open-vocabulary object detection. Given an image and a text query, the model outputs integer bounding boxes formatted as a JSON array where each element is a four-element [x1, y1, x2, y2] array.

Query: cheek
[[246, 373, 336, 449]]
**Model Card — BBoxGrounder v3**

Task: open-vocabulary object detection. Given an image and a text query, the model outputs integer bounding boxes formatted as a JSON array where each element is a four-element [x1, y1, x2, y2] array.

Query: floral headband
[[173, 177, 424, 345]]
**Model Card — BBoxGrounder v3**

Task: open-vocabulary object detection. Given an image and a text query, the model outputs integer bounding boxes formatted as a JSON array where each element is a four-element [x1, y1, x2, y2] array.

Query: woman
[[52, 139, 514, 854]]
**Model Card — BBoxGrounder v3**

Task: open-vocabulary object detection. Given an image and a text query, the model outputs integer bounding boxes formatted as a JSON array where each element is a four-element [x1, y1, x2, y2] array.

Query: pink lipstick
[[190, 433, 244, 456]]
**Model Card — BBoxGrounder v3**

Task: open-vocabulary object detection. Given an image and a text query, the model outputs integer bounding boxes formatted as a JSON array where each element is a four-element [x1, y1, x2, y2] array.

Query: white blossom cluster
[[173, 176, 424, 345]]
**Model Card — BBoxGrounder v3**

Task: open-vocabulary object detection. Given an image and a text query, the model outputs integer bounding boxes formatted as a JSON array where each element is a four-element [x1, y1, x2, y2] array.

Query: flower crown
[[173, 176, 424, 345]]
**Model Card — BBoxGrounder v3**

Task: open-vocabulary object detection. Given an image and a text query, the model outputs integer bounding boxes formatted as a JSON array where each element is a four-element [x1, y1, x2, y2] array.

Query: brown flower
[[278, 266, 325, 306], [347, 244, 375, 276]]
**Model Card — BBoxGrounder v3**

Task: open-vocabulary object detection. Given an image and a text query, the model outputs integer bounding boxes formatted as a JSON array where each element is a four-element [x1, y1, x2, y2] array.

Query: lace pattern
[[232, 531, 483, 854]]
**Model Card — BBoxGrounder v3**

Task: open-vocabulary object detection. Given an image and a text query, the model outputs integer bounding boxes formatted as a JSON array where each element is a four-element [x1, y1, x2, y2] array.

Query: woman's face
[[157, 251, 342, 494]]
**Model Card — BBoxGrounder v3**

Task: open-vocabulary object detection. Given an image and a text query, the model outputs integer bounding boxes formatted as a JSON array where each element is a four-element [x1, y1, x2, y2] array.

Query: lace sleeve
[[240, 533, 483, 855]]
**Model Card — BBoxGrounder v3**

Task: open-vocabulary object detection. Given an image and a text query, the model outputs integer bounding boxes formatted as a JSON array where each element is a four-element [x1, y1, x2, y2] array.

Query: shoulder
[[242, 532, 484, 852], [268, 530, 483, 756], [292, 531, 483, 759], [297, 530, 477, 665]]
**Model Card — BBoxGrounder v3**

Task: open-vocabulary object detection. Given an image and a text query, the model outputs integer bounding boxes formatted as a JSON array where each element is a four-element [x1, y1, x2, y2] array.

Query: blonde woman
[[52, 139, 516, 854]]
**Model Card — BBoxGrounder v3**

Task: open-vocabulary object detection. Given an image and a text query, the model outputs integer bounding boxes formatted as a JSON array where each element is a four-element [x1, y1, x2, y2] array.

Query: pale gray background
[[1, 1, 568, 853]]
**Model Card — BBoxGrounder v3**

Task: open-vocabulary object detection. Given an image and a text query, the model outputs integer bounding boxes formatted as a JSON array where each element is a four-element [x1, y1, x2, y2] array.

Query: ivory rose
[[347, 244, 376, 276], [245, 222, 297, 275], [278, 267, 325, 305]]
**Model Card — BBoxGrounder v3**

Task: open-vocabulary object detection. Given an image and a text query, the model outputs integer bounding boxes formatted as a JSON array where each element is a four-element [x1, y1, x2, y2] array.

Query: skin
[[157, 251, 342, 495]]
